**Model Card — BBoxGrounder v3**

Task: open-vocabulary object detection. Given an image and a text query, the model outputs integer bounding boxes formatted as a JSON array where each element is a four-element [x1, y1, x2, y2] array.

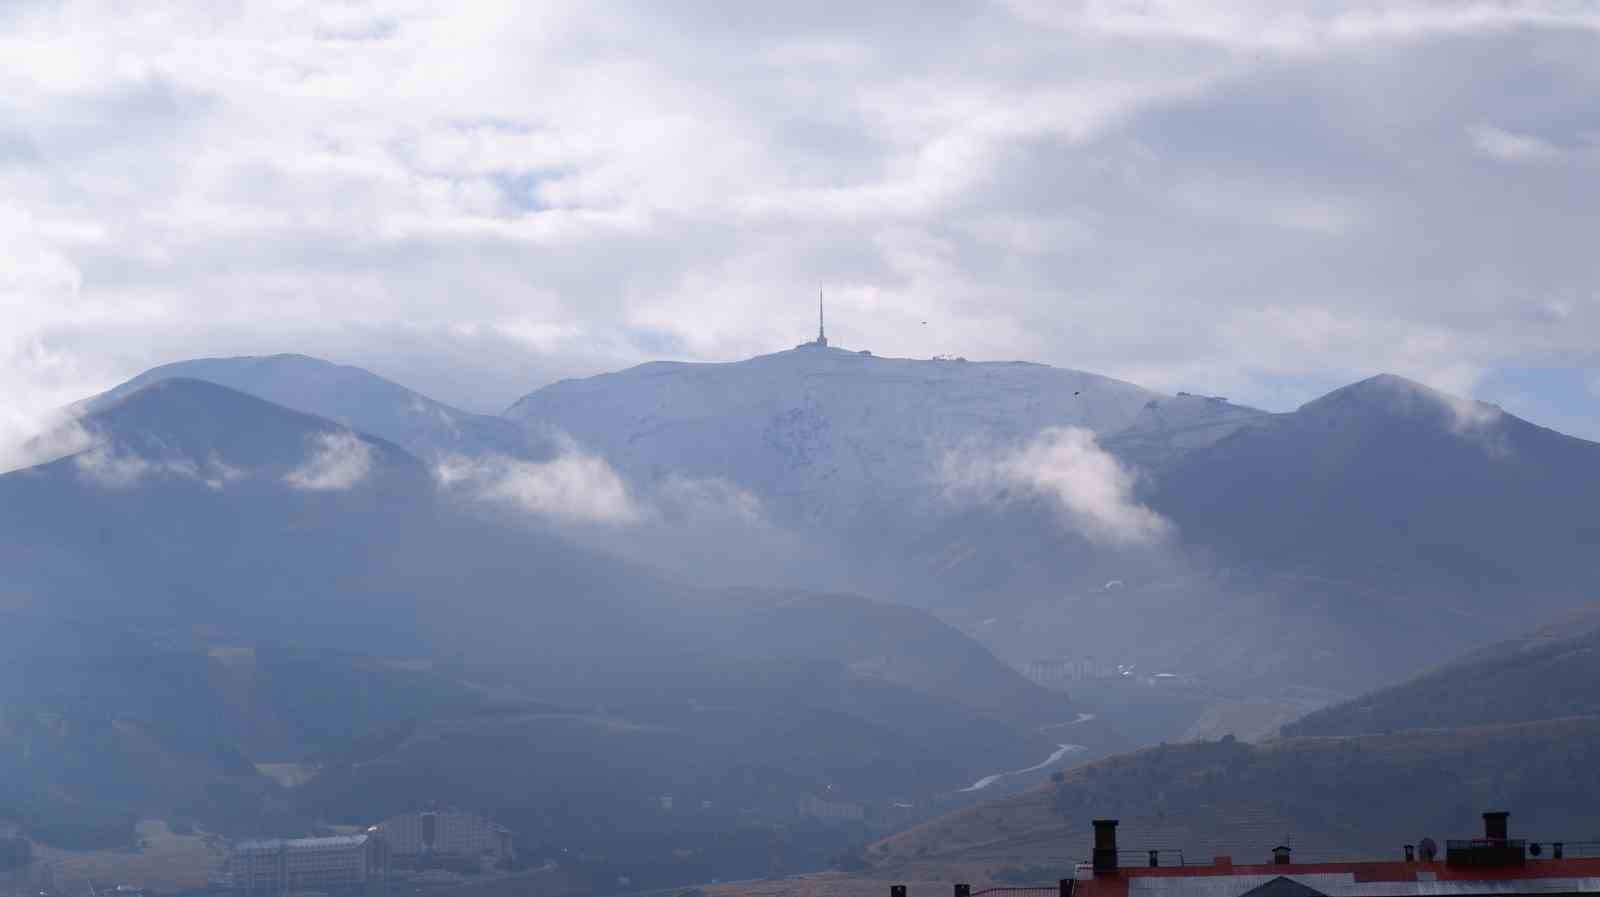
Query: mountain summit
[[86, 353, 546, 462], [507, 346, 1264, 529]]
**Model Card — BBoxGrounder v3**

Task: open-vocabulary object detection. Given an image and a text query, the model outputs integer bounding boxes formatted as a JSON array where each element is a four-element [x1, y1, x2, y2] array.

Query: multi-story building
[[372, 811, 514, 864], [230, 832, 390, 894], [798, 794, 866, 823]]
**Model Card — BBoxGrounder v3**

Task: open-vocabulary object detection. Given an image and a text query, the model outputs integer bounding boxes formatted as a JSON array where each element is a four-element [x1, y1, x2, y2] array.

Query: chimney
[[1272, 846, 1292, 866], [1092, 819, 1119, 873], [1484, 811, 1510, 842], [1148, 850, 1160, 868], [1404, 845, 1416, 863]]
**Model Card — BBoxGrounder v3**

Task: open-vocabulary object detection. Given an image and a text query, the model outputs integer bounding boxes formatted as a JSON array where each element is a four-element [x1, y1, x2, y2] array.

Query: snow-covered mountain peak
[[506, 346, 1265, 528]]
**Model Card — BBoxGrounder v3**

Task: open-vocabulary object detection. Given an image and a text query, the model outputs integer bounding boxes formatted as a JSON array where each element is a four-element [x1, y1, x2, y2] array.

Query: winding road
[[957, 712, 1098, 793], [1039, 712, 1096, 732]]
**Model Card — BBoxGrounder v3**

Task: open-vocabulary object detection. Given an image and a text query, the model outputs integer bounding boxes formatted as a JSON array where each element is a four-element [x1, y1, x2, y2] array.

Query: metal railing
[[1445, 839, 1527, 866], [1528, 840, 1600, 859]]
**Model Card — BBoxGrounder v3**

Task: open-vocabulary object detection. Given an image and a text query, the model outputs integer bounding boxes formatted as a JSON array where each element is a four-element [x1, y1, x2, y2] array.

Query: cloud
[[73, 444, 190, 488], [0, 409, 92, 474], [0, 1, 1598, 437], [1469, 124, 1563, 162], [943, 426, 1171, 546], [1419, 379, 1511, 456], [435, 443, 767, 532], [63, 431, 251, 488], [284, 431, 374, 491], [436, 449, 644, 525], [1002, 1, 1600, 55], [654, 474, 764, 525], [68, 441, 245, 489]]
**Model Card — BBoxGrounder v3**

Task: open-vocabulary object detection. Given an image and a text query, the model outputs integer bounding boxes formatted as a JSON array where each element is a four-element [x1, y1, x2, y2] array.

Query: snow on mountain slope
[[84, 353, 547, 462], [506, 345, 1265, 530]]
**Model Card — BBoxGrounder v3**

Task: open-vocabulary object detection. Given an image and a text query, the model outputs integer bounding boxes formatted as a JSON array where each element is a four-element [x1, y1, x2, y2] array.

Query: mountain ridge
[[84, 353, 547, 462]]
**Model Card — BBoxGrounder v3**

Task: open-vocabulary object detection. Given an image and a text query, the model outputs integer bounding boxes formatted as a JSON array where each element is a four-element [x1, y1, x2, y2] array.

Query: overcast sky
[[4, 0, 1599, 442]]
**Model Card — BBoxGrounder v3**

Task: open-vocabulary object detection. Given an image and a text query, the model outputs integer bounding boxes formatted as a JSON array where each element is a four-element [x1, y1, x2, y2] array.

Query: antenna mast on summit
[[816, 288, 828, 347]]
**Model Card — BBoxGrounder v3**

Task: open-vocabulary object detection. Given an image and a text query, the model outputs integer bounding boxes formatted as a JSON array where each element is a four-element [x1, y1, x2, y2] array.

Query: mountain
[[1127, 374, 1600, 687], [82, 353, 546, 462], [506, 356, 1600, 724], [860, 604, 1600, 883], [1282, 603, 1600, 738], [8, 377, 1055, 709], [843, 371, 1600, 700], [503, 346, 1266, 619], [0, 630, 497, 848], [1151, 374, 1600, 601], [0, 378, 440, 649], [506, 346, 1265, 534], [0, 379, 1075, 872], [701, 589, 1067, 718]]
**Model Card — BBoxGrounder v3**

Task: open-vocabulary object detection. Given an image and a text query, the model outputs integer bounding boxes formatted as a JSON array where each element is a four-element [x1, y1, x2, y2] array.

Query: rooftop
[[1074, 861, 1600, 897], [1066, 813, 1600, 897], [233, 834, 371, 852]]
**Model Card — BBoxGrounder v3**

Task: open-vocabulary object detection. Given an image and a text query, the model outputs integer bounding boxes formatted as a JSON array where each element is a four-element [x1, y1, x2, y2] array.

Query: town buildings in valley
[[229, 833, 390, 895], [371, 810, 514, 865]]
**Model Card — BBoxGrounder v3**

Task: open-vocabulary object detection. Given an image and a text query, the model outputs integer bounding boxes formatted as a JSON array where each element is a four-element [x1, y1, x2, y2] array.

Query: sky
[[3, 0, 1599, 443]]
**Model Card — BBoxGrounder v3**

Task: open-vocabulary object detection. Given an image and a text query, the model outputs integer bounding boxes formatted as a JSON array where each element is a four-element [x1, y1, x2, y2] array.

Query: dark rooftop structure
[[917, 812, 1600, 897], [1066, 813, 1600, 897]]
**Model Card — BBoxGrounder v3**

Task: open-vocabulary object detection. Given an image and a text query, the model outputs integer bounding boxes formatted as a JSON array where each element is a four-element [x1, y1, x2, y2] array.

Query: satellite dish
[[1530, 843, 1543, 857], [1419, 838, 1438, 862]]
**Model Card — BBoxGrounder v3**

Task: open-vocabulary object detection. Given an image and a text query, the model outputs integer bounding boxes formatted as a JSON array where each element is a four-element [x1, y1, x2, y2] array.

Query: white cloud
[[655, 474, 764, 525], [0, 1, 1597, 436], [284, 431, 374, 491], [943, 426, 1172, 546], [436, 447, 766, 530], [73, 443, 199, 488], [1003, 1, 1600, 55], [202, 452, 249, 489], [0, 409, 93, 474], [436, 450, 643, 525], [1469, 124, 1563, 162]]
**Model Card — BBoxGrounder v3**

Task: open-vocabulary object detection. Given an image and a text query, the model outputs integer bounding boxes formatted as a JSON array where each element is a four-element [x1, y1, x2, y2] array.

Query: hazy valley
[[4, 345, 1599, 895]]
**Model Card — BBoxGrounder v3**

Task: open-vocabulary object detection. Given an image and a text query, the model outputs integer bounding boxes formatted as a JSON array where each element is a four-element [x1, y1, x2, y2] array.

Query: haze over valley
[[5, 340, 1600, 893], [5, 3, 1600, 895]]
